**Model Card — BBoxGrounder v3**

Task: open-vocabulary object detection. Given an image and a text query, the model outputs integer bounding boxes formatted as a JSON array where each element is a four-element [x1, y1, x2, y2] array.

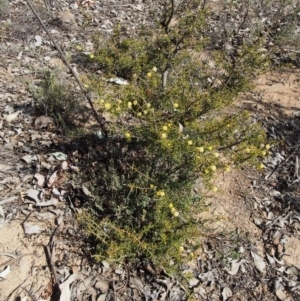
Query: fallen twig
[[0, 253, 34, 269], [45, 223, 63, 296], [20, 286, 36, 301], [0, 195, 18, 205]]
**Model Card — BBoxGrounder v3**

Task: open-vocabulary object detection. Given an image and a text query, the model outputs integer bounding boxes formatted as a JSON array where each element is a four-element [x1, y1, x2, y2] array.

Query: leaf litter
[[0, 0, 300, 301]]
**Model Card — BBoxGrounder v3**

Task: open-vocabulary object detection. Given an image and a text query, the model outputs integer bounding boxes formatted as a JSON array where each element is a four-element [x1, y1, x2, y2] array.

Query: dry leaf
[[33, 212, 55, 221], [0, 206, 4, 228], [34, 173, 45, 187], [0, 265, 11, 279], [222, 286, 232, 301], [52, 187, 61, 197], [275, 279, 287, 300], [47, 171, 58, 187], [61, 161, 68, 170], [251, 251, 266, 273], [266, 253, 275, 265], [82, 185, 92, 197], [108, 77, 129, 85], [21, 154, 37, 164], [23, 222, 43, 234], [225, 259, 247, 275], [189, 278, 199, 288], [35, 198, 58, 207], [59, 273, 83, 301], [270, 189, 281, 198], [178, 123, 184, 133], [5, 111, 20, 122], [130, 276, 144, 292], [70, 165, 79, 172], [52, 152, 68, 161], [26, 188, 43, 203]]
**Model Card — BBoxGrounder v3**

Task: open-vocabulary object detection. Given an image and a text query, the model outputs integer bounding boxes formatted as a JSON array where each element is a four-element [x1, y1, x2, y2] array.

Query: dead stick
[[45, 245, 59, 286], [24, 0, 106, 134], [45, 223, 62, 287]]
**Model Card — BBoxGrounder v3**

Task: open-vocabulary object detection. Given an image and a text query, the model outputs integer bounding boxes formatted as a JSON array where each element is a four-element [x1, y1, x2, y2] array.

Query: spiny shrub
[[75, 1, 270, 270]]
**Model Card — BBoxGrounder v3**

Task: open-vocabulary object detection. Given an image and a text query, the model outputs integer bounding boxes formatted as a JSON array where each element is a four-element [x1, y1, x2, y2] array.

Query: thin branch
[[161, 0, 175, 33], [24, 0, 106, 135]]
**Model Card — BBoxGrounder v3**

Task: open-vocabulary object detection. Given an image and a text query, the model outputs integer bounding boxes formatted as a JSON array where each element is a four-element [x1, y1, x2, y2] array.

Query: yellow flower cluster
[[169, 203, 179, 217], [156, 190, 165, 197], [259, 163, 266, 170]]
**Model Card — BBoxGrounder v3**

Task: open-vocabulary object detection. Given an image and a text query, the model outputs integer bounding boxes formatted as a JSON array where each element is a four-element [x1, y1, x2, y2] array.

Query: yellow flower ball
[[179, 246, 184, 252], [137, 112, 142, 117], [117, 99, 122, 104], [187, 140, 193, 146], [212, 186, 218, 192], [76, 45, 82, 50], [210, 165, 217, 172], [225, 166, 231, 173], [208, 146, 213, 151], [127, 101, 132, 108], [89, 54, 94, 59], [162, 125, 168, 131], [262, 151, 266, 156], [259, 163, 266, 169], [124, 132, 131, 139], [156, 190, 165, 197], [104, 103, 111, 109], [197, 147, 204, 153], [169, 203, 174, 208], [147, 72, 152, 77], [99, 99, 104, 103], [245, 148, 251, 153], [265, 144, 270, 150], [174, 103, 179, 108], [133, 100, 138, 105], [173, 211, 179, 217], [161, 133, 167, 139], [146, 103, 151, 108], [152, 66, 157, 72], [204, 169, 209, 174], [150, 184, 154, 188], [143, 110, 148, 115], [214, 152, 220, 158]]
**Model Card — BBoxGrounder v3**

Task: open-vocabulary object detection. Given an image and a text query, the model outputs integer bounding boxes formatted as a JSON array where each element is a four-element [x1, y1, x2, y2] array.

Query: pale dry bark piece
[[58, 11, 77, 27], [48, 58, 66, 70], [34, 116, 54, 129]]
